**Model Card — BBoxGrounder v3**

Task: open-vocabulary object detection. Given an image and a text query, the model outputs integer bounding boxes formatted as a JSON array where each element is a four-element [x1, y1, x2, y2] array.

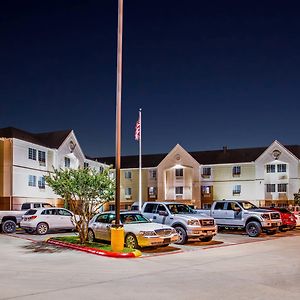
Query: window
[[266, 184, 275, 193], [65, 157, 70, 168], [277, 164, 287, 172], [84, 162, 89, 169], [124, 171, 132, 179], [232, 166, 241, 176], [28, 175, 36, 187], [21, 203, 31, 210], [143, 203, 158, 213], [38, 150, 46, 166], [214, 202, 226, 210], [202, 167, 211, 176], [201, 186, 212, 194], [175, 186, 183, 195], [233, 185, 241, 195], [38, 177, 45, 189], [175, 168, 183, 177], [96, 214, 109, 223], [28, 148, 36, 160], [148, 186, 157, 198], [278, 184, 287, 193], [109, 205, 115, 211], [58, 209, 72, 216], [41, 209, 57, 215], [99, 166, 104, 173], [125, 187, 132, 198], [266, 164, 275, 173], [157, 204, 167, 212], [149, 169, 157, 179]]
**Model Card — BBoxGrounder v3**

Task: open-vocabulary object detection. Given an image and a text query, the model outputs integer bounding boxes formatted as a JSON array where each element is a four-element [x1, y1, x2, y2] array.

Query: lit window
[[125, 171, 132, 179], [277, 164, 287, 172], [233, 185, 241, 195], [175, 168, 183, 177], [202, 167, 211, 176], [278, 184, 287, 193], [28, 175, 36, 187], [266, 164, 275, 173], [38, 150, 46, 166], [232, 166, 241, 176], [266, 184, 275, 193], [148, 187, 157, 198], [65, 157, 70, 168], [28, 148, 36, 160], [38, 177, 45, 189], [175, 186, 183, 195], [201, 186, 212, 194]]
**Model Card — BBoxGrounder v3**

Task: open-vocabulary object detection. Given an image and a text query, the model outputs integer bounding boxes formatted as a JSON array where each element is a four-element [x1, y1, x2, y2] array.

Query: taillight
[[23, 215, 37, 221]]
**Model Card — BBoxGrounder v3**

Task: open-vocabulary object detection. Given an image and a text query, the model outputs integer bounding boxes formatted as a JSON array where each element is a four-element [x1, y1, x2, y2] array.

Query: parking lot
[[7, 227, 300, 257], [1, 228, 300, 300]]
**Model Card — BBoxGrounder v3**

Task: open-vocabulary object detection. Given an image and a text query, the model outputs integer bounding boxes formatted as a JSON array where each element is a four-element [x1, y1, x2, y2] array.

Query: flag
[[135, 117, 140, 141]]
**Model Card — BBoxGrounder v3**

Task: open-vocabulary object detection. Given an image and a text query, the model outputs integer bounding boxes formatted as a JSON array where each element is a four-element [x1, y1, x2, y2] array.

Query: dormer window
[[175, 168, 183, 177], [65, 157, 71, 168]]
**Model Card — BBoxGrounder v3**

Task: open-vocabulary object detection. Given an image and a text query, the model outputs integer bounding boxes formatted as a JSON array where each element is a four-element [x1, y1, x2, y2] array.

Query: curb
[[46, 238, 142, 258]]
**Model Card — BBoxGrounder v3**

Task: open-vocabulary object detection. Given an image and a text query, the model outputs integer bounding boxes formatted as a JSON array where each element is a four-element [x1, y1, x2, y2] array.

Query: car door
[[153, 204, 168, 224], [92, 214, 110, 241], [211, 202, 226, 223], [142, 203, 158, 221], [57, 209, 74, 229], [41, 209, 60, 229]]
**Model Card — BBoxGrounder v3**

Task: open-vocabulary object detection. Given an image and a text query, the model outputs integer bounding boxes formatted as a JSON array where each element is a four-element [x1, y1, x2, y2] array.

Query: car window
[[33, 203, 41, 208], [157, 204, 166, 212], [214, 202, 225, 210], [42, 203, 53, 208], [120, 213, 149, 224], [41, 209, 57, 215], [58, 209, 72, 216], [24, 209, 37, 215], [143, 203, 158, 213], [96, 214, 109, 223], [21, 203, 31, 210], [166, 204, 193, 214]]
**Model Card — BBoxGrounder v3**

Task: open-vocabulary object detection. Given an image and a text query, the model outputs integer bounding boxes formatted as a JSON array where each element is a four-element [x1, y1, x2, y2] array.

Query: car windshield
[[239, 202, 258, 210], [277, 208, 290, 213], [120, 213, 150, 224], [166, 204, 195, 214]]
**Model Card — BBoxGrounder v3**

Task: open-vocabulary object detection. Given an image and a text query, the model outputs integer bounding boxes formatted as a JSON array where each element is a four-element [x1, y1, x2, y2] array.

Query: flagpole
[[138, 108, 142, 211]]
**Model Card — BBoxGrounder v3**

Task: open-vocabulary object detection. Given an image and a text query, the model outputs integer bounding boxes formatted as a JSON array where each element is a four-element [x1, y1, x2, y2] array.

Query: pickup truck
[[0, 202, 54, 234], [198, 200, 282, 237], [141, 202, 217, 244]]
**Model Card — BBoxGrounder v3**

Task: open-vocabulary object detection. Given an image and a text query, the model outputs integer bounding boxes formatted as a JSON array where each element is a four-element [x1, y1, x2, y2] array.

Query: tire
[[174, 226, 188, 245], [125, 233, 139, 249], [88, 229, 95, 242], [2, 220, 17, 234], [200, 236, 213, 242], [279, 226, 287, 232], [245, 221, 262, 237], [36, 222, 49, 235]]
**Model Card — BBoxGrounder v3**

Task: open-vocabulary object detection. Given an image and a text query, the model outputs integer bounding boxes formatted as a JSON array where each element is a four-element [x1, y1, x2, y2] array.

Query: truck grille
[[155, 229, 173, 236], [271, 212, 280, 219], [200, 219, 214, 226]]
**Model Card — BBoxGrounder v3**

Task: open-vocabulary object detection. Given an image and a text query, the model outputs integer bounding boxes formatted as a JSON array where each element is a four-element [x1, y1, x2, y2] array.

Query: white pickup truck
[[198, 200, 282, 237], [0, 202, 54, 234]]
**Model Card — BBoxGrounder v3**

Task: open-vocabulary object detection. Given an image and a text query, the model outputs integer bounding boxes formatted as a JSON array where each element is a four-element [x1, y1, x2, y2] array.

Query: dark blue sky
[[1, 1, 300, 157]]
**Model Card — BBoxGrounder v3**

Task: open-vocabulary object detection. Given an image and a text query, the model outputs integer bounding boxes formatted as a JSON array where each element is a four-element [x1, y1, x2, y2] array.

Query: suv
[[21, 202, 54, 210], [142, 202, 217, 244]]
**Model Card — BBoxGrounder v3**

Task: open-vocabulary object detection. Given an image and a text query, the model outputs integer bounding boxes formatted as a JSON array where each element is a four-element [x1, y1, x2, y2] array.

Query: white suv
[[20, 208, 76, 235]]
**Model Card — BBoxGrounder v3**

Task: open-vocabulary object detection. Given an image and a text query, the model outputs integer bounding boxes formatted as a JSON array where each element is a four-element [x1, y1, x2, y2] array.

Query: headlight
[[139, 231, 157, 237], [261, 214, 270, 220], [187, 220, 200, 225]]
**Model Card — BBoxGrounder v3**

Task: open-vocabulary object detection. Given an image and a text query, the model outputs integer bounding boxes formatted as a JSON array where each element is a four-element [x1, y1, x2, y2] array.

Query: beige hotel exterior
[[98, 141, 300, 210], [1, 126, 300, 211]]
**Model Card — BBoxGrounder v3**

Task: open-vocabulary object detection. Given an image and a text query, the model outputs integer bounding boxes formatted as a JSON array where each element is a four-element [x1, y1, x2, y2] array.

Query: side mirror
[[158, 210, 168, 216]]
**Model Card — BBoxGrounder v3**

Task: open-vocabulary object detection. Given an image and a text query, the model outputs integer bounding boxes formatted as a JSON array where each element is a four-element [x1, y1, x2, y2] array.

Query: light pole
[[111, 0, 124, 252]]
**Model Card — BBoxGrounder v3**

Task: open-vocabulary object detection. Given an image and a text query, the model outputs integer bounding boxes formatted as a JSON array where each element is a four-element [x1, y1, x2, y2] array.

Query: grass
[[53, 236, 134, 253]]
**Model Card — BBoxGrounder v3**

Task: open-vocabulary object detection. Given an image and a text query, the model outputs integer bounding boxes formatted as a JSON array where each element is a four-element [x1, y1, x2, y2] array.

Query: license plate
[[163, 238, 171, 243], [206, 231, 212, 235]]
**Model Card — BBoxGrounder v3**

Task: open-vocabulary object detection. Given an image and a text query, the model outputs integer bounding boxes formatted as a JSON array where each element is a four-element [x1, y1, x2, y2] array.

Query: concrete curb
[[46, 238, 141, 258]]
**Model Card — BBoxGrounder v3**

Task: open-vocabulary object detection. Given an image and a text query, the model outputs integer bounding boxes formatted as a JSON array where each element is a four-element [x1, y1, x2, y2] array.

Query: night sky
[[1, 1, 300, 157]]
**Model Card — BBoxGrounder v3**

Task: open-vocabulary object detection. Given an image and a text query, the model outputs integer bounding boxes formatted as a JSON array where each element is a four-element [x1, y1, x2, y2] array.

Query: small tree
[[45, 167, 115, 244]]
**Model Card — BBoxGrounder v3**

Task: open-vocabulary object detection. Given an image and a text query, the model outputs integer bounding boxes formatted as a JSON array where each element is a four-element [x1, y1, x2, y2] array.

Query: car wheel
[[279, 226, 287, 232], [125, 233, 139, 249], [245, 221, 262, 237], [174, 226, 187, 244], [36, 222, 49, 235], [88, 229, 95, 242], [200, 236, 213, 242], [2, 220, 16, 234]]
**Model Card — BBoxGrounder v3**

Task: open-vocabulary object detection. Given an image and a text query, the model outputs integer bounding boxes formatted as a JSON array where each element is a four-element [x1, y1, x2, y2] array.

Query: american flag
[[135, 117, 141, 141]]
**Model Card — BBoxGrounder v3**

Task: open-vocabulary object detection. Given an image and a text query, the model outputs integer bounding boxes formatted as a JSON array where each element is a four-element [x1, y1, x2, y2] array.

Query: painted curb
[[46, 238, 142, 258]]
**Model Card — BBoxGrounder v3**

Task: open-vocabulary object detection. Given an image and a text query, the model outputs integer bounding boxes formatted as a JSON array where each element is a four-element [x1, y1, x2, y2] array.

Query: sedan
[[88, 211, 179, 249], [20, 208, 76, 235]]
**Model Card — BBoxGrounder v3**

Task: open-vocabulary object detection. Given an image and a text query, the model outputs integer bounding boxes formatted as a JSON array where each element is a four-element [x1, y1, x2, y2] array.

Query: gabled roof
[[0, 127, 72, 149], [96, 144, 300, 168]]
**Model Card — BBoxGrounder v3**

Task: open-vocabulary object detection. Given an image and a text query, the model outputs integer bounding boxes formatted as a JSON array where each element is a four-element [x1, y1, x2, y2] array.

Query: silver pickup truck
[[198, 200, 282, 237], [142, 202, 217, 244]]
